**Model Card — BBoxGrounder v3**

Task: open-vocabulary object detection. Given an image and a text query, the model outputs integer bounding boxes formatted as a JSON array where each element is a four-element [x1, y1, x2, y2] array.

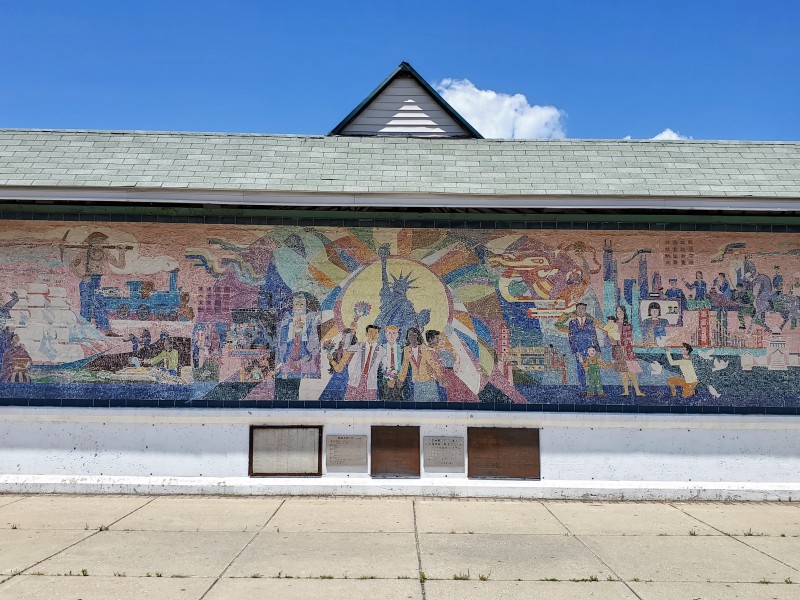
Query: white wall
[[541, 427, 800, 483], [1, 407, 799, 499]]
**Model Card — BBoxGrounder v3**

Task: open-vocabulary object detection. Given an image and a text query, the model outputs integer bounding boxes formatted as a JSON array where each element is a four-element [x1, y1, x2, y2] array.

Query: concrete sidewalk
[[0, 495, 799, 599]]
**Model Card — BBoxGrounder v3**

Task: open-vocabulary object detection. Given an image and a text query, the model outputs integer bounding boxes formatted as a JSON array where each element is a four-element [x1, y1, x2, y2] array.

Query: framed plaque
[[249, 426, 322, 477], [423, 436, 465, 473], [467, 427, 540, 479], [326, 435, 369, 473], [370, 426, 420, 478]]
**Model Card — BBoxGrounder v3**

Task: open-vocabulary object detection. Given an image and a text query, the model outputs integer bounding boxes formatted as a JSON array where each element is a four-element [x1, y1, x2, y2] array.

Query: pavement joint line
[[668, 502, 800, 573], [198, 498, 286, 600], [0, 495, 30, 511], [0, 496, 158, 586], [539, 501, 645, 600], [412, 499, 426, 600]]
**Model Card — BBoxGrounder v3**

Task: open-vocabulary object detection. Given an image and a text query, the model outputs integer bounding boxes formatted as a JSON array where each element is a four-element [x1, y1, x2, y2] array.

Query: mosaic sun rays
[[0, 221, 798, 409]]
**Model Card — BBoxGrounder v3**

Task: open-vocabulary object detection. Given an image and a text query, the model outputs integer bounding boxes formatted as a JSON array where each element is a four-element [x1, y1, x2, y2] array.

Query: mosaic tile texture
[[0, 220, 798, 412]]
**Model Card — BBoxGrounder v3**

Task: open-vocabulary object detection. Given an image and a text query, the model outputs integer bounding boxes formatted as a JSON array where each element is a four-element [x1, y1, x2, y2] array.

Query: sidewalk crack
[[0, 495, 157, 584], [540, 501, 645, 600], [669, 502, 800, 573], [199, 498, 286, 599], [413, 499, 426, 600]]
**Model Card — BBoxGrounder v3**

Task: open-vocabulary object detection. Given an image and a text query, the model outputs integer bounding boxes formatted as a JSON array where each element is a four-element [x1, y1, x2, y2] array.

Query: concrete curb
[[2, 475, 800, 501]]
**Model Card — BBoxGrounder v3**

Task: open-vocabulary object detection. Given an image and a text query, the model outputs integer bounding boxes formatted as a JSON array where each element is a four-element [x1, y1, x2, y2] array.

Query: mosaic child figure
[[580, 347, 609, 397]]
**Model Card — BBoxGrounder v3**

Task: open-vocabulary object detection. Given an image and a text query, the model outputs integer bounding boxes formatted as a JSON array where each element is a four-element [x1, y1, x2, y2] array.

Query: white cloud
[[436, 78, 566, 139], [652, 128, 691, 140]]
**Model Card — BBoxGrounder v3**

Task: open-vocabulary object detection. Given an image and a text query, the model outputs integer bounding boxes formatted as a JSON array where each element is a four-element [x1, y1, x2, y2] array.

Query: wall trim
[[2, 186, 800, 215], [2, 407, 800, 430]]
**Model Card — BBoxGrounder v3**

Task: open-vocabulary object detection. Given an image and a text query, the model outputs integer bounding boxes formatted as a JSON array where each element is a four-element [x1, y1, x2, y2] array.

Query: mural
[[1, 220, 799, 409]]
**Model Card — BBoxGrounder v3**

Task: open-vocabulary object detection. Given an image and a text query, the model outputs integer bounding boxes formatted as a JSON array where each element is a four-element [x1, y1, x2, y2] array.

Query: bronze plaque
[[371, 426, 420, 478], [467, 427, 540, 479]]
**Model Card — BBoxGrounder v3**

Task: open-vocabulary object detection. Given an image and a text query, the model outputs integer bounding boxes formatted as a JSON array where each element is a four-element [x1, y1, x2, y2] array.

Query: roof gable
[[329, 62, 482, 139]]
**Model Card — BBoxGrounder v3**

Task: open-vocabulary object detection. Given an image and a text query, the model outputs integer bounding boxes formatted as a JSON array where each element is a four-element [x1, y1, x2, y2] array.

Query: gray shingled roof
[[0, 128, 798, 198]]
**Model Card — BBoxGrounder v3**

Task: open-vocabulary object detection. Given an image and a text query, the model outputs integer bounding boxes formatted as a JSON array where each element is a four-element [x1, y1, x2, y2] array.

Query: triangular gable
[[329, 62, 482, 138]]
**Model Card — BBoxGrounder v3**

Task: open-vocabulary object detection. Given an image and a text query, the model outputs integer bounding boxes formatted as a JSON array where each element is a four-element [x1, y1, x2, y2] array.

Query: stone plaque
[[326, 435, 368, 473], [423, 436, 465, 473], [371, 426, 420, 478], [249, 426, 322, 476], [467, 427, 540, 479]]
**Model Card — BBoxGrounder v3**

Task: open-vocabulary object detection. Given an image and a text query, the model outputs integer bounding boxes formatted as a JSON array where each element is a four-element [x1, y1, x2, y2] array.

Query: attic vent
[[329, 62, 482, 139]]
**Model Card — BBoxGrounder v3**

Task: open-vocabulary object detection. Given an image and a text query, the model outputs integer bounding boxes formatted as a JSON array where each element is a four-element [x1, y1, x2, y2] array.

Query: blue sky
[[1, 1, 799, 140]]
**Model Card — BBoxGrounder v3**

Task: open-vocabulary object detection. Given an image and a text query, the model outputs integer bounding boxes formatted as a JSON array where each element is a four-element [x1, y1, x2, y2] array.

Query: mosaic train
[[0, 221, 799, 408]]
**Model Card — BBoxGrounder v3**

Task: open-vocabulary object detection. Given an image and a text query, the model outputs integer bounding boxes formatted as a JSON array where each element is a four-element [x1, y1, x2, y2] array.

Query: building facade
[[1, 64, 799, 498]]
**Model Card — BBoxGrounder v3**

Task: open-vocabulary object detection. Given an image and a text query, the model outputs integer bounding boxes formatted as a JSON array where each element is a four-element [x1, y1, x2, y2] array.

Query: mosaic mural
[[1, 220, 799, 408]]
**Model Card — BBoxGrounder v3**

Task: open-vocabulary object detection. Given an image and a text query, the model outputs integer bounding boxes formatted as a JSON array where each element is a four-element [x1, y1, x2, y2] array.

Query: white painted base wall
[[1, 408, 799, 500]]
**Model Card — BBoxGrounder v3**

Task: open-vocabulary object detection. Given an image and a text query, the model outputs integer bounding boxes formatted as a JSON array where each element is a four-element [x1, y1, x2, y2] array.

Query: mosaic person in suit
[[343, 324, 385, 401], [399, 327, 442, 402], [379, 325, 406, 401], [275, 292, 321, 379], [665, 278, 687, 325], [567, 302, 600, 389]]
